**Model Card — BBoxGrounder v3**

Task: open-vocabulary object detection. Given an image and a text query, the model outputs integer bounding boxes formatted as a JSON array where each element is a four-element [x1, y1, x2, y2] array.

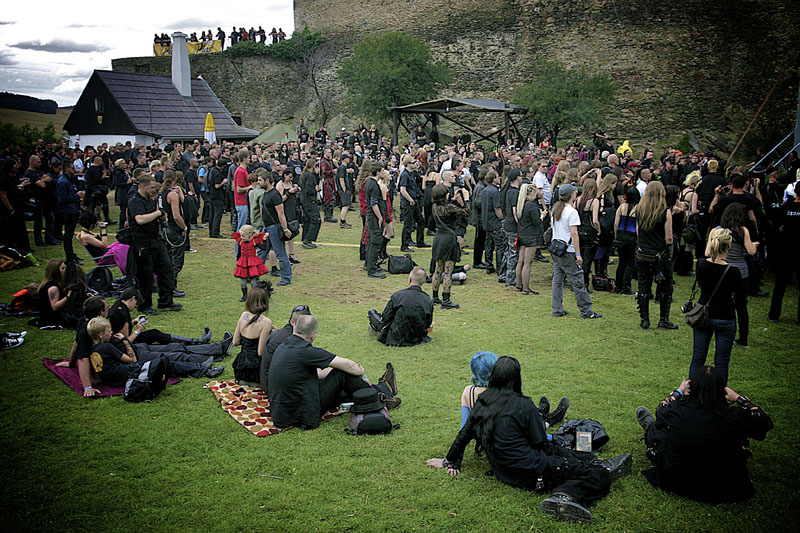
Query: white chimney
[[171, 32, 191, 98]]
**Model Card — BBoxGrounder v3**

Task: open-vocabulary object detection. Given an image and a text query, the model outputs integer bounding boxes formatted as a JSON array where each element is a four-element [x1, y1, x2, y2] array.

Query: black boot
[[597, 257, 609, 278], [636, 406, 655, 431], [432, 290, 441, 306], [170, 328, 212, 345], [239, 287, 247, 302], [538, 396, 551, 417], [544, 396, 569, 426], [540, 493, 592, 524], [599, 454, 633, 482], [440, 292, 459, 309], [657, 299, 678, 330], [638, 294, 650, 330]]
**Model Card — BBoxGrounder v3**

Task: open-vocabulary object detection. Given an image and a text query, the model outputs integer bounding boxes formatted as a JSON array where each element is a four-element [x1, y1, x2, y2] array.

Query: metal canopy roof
[[388, 97, 526, 114]]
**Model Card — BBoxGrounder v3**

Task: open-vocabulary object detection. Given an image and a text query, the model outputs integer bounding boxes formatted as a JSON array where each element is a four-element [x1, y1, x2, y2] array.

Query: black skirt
[[432, 231, 460, 262]]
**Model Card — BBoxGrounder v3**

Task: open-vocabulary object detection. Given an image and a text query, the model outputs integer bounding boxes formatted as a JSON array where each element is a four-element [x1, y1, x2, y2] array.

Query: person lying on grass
[[427, 356, 631, 525], [84, 317, 224, 394]]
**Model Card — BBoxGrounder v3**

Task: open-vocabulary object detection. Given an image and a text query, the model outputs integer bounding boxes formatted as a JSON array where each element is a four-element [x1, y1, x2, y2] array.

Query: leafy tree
[[338, 32, 451, 121], [0, 122, 58, 151], [513, 60, 615, 147]]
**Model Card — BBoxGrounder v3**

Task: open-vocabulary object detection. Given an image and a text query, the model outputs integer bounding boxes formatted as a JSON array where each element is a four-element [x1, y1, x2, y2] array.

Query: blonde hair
[[239, 224, 257, 241], [577, 178, 597, 211], [517, 183, 537, 216], [552, 170, 569, 189], [707, 227, 732, 260], [87, 317, 111, 341], [684, 170, 702, 188], [597, 174, 617, 198], [556, 160, 570, 173], [637, 181, 667, 231]]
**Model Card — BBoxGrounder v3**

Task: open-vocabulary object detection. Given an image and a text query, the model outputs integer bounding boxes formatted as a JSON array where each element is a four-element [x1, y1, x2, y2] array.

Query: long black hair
[[687, 365, 728, 414], [468, 356, 530, 447]]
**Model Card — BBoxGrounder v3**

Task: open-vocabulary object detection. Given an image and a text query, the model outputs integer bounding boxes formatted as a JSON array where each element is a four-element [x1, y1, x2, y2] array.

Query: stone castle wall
[[113, 0, 799, 147]]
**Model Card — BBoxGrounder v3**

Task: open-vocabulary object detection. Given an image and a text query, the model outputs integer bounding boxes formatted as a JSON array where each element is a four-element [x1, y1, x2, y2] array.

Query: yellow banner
[[154, 40, 222, 56]]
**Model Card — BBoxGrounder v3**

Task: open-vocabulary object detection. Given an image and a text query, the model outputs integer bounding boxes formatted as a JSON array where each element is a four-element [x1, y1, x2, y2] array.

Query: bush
[[224, 27, 325, 62], [0, 122, 58, 151]]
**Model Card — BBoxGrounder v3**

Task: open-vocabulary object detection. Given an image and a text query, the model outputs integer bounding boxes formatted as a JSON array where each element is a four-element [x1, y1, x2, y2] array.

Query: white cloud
[[52, 78, 87, 94]]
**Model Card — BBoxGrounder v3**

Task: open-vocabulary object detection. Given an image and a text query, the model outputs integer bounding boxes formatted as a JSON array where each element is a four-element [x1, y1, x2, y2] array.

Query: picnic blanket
[[43, 358, 180, 397], [205, 380, 347, 437]]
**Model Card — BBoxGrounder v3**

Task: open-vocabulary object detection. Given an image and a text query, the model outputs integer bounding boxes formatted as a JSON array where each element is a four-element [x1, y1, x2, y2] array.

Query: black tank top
[[161, 188, 184, 230], [637, 208, 667, 253]]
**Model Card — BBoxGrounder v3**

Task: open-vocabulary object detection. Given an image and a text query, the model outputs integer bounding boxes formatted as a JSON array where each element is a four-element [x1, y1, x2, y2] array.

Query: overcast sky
[[0, 1, 294, 107]]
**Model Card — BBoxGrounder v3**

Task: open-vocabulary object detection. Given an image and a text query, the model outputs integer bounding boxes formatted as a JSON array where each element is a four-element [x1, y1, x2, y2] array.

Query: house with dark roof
[[64, 32, 257, 147]]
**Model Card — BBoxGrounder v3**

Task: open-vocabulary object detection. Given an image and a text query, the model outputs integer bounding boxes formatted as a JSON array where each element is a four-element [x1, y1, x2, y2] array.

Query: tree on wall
[[513, 60, 616, 148], [338, 32, 451, 121]]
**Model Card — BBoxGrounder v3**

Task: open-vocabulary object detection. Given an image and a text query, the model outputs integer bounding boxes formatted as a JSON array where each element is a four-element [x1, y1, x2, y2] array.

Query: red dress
[[232, 233, 269, 278]]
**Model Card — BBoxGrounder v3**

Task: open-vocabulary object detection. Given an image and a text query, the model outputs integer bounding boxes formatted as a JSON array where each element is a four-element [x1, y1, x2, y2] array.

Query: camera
[[139, 317, 147, 325], [681, 300, 694, 313]]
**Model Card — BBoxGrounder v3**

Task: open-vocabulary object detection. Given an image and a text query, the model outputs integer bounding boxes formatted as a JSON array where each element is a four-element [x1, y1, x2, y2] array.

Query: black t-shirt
[[336, 164, 350, 194], [74, 320, 92, 361], [108, 300, 133, 334], [503, 186, 520, 232], [184, 168, 199, 194], [518, 201, 542, 241], [208, 167, 224, 199], [696, 259, 743, 321], [89, 342, 133, 386], [0, 172, 23, 212], [259, 322, 293, 394], [365, 177, 385, 218], [300, 171, 317, 202], [696, 173, 727, 212], [127, 192, 161, 239], [268, 334, 336, 429], [85, 165, 104, 194], [713, 193, 754, 225], [24, 168, 44, 199], [397, 169, 418, 207], [261, 188, 283, 227]]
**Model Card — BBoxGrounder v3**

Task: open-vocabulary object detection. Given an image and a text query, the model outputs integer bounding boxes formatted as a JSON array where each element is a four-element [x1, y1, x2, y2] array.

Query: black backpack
[[387, 254, 416, 274], [87, 267, 114, 296], [347, 408, 394, 435], [124, 357, 168, 402]]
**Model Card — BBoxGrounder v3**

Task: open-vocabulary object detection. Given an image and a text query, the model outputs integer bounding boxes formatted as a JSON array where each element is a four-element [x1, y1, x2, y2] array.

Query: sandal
[[289, 255, 301, 264], [522, 289, 539, 295]]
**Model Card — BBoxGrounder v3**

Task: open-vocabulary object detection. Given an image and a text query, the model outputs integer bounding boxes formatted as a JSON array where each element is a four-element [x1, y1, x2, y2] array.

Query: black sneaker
[[173, 289, 186, 298], [301, 241, 316, 249], [271, 266, 280, 277], [140, 308, 158, 315], [383, 396, 402, 409], [540, 493, 592, 524], [416, 243, 431, 248], [581, 312, 602, 319], [368, 272, 387, 279], [158, 302, 183, 311], [222, 332, 234, 356], [534, 255, 550, 263], [400, 247, 414, 253], [205, 366, 225, 378], [636, 406, 655, 431], [440, 300, 460, 310], [538, 396, 551, 417]]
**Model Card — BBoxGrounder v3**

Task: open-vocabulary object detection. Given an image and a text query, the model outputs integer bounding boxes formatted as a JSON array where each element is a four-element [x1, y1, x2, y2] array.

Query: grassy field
[[0, 107, 71, 131], [1, 204, 798, 532]]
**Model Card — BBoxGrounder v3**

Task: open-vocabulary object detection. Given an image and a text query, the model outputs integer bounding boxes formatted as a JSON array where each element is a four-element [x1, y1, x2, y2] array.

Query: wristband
[[283, 228, 290, 233], [673, 388, 683, 397], [132, 330, 139, 336], [736, 394, 751, 406], [575, 253, 581, 257], [83, 386, 92, 391]]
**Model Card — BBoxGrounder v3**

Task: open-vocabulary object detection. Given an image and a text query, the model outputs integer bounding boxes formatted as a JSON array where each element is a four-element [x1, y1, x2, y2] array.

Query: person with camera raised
[[128, 175, 181, 314]]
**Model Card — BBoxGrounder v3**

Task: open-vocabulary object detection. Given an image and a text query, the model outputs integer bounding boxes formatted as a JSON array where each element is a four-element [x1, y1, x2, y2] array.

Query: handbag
[[280, 219, 300, 241], [683, 265, 730, 329], [548, 239, 568, 257]]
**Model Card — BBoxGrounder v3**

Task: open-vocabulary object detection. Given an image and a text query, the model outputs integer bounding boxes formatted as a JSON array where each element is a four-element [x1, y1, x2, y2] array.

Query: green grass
[[1, 206, 798, 532]]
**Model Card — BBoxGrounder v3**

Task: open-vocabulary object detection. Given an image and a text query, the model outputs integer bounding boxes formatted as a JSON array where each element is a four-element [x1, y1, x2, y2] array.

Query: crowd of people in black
[[1, 121, 794, 523], [154, 26, 287, 51]]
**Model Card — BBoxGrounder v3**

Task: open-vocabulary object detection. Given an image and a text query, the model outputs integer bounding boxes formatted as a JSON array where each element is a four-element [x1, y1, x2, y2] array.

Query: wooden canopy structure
[[388, 98, 527, 146]]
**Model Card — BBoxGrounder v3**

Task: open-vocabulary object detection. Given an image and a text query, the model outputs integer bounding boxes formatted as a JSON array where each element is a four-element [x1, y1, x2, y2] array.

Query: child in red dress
[[232, 225, 269, 301]]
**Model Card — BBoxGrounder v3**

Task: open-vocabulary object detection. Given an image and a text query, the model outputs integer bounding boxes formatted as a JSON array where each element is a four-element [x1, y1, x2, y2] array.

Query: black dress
[[38, 280, 66, 327], [432, 203, 469, 262], [232, 336, 261, 384]]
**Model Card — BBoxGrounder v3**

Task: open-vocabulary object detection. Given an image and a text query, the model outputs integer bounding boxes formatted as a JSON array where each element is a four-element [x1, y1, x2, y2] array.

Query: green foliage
[[224, 27, 325, 61], [513, 60, 616, 146], [338, 32, 451, 121], [0, 121, 58, 149]]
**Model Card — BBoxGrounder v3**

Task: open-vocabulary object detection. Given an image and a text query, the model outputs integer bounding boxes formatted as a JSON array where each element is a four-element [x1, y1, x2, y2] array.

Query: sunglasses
[[293, 305, 310, 313]]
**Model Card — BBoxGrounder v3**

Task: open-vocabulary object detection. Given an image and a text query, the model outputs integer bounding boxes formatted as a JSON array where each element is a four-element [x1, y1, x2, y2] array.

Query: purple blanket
[[43, 358, 179, 398]]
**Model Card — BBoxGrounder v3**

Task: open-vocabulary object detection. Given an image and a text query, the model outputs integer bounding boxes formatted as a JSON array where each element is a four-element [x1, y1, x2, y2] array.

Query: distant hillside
[[0, 108, 71, 131], [0, 92, 58, 114]]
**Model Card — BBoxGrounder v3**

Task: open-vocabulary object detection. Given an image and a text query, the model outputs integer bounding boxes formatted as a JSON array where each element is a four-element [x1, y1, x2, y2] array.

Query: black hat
[[350, 388, 385, 413]]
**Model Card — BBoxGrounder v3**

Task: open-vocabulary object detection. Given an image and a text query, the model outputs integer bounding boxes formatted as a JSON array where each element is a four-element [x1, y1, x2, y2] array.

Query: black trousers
[[541, 443, 612, 507], [302, 199, 321, 242], [135, 329, 173, 345], [472, 225, 486, 267], [614, 237, 636, 292], [1, 212, 31, 254], [317, 369, 391, 417], [32, 202, 55, 244], [133, 238, 175, 309], [366, 214, 383, 274], [165, 227, 187, 277], [769, 256, 800, 322], [636, 251, 673, 303], [118, 203, 128, 228], [61, 213, 79, 261], [200, 191, 211, 223], [401, 203, 422, 248], [209, 197, 224, 237]]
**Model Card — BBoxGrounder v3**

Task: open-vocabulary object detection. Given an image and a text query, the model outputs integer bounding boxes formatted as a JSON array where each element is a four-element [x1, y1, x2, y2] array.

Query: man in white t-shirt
[[533, 160, 552, 204], [550, 184, 601, 319], [636, 169, 651, 197]]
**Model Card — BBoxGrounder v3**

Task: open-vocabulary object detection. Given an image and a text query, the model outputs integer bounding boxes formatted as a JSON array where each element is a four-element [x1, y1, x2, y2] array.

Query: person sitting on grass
[[108, 288, 214, 346], [260, 304, 312, 395], [427, 356, 631, 524], [84, 317, 224, 392], [368, 266, 433, 347], [76, 211, 108, 258], [37, 259, 75, 329], [459, 351, 570, 431], [634, 366, 773, 503], [232, 288, 274, 387], [268, 315, 400, 430]]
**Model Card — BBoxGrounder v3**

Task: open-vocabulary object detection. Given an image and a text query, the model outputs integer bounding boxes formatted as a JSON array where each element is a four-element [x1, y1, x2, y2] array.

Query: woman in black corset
[[232, 287, 273, 387]]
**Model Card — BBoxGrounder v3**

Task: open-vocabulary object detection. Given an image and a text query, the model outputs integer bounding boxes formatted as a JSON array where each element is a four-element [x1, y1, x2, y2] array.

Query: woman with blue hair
[[460, 351, 569, 429]]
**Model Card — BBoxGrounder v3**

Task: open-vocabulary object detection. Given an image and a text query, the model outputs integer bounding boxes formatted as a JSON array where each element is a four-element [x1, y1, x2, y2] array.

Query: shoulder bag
[[683, 265, 730, 329]]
